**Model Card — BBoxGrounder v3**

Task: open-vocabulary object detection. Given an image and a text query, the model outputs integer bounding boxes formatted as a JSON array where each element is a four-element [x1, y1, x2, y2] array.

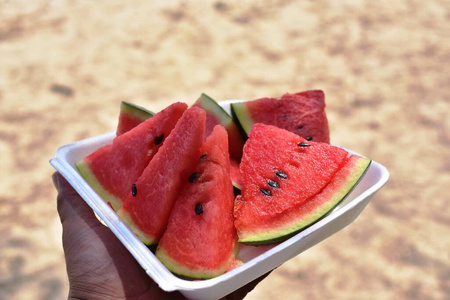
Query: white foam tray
[[50, 100, 389, 300]]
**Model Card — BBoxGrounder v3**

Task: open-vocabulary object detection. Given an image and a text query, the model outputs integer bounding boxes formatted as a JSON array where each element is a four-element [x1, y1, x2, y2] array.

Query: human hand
[[53, 172, 270, 300]]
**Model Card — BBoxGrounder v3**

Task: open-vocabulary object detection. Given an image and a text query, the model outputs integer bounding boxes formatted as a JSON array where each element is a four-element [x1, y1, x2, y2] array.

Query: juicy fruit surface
[[193, 93, 245, 160], [236, 155, 371, 244], [116, 101, 154, 136], [234, 123, 360, 244], [232, 90, 330, 143], [117, 107, 206, 245], [76, 102, 187, 211], [156, 125, 237, 279]]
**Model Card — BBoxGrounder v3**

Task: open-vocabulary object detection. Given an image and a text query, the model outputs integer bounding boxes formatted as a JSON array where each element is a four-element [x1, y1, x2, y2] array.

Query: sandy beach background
[[1, 1, 449, 299]]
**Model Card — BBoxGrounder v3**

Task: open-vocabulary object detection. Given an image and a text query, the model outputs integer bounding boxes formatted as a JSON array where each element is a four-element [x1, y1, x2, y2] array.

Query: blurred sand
[[1, 1, 449, 299]]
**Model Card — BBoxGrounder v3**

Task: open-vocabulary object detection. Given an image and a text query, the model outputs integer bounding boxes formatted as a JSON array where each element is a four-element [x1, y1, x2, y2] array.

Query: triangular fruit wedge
[[118, 107, 206, 245], [193, 93, 245, 160], [116, 101, 154, 136], [76, 102, 187, 211], [156, 125, 238, 279], [234, 123, 371, 245], [231, 90, 330, 143]]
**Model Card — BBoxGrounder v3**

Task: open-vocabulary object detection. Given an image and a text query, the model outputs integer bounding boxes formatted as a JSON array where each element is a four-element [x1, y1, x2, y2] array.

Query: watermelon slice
[[234, 124, 371, 245], [231, 90, 330, 143], [156, 125, 238, 279], [193, 93, 245, 160], [75, 102, 187, 211], [117, 107, 206, 245], [116, 101, 154, 136]]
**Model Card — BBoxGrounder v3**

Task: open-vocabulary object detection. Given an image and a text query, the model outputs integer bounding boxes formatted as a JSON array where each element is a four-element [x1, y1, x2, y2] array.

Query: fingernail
[[52, 173, 60, 190]]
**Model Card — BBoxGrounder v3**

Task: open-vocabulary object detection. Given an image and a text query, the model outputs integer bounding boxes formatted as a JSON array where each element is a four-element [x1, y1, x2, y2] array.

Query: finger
[[52, 172, 99, 228]]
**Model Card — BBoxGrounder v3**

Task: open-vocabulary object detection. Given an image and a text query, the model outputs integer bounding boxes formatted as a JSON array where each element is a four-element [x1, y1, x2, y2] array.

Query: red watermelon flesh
[[156, 125, 237, 279], [229, 159, 243, 191], [193, 93, 245, 160], [234, 123, 370, 244], [116, 101, 154, 136], [75, 102, 187, 211], [117, 107, 206, 245], [231, 90, 330, 143]]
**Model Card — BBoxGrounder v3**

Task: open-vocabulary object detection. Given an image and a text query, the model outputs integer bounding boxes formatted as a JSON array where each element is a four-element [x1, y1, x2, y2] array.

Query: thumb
[[52, 172, 100, 229]]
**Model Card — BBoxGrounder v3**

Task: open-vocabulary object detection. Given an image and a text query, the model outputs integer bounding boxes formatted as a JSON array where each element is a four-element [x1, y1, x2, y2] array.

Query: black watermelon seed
[[298, 142, 310, 147], [188, 172, 201, 183], [195, 203, 203, 215], [275, 170, 288, 179], [200, 153, 207, 159], [260, 188, 271, 196], [131, 183, 137, 197], [268, 179, 279, 188], [154, 134, 164, 145], [305, 136, 313, 141], [297, 125, 304, 130]]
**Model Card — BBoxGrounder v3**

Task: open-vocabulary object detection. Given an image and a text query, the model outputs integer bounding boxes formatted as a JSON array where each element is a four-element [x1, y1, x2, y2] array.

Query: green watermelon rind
[[238, 156, 372, 245], [230, 102, 253, 136], [75, 160, 123, 211], [121, 101, 154, 120], [156, 247, 236, 280], [195, 94, 246, 159], [195, 94, 233, 126]]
